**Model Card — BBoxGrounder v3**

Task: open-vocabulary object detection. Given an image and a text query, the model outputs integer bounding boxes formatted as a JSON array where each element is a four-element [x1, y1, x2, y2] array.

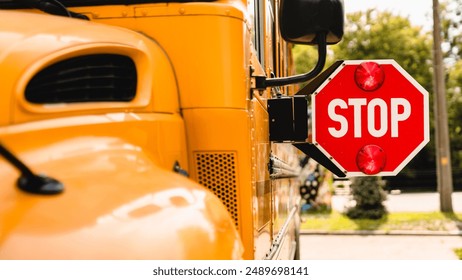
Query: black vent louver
[[25, 54, 137, 104]]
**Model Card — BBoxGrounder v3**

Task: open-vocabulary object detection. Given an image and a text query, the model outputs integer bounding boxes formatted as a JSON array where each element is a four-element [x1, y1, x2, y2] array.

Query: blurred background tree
[[441, 0, 462, 62], [346, 177, 387, 219], [442, 0, 462, 187]]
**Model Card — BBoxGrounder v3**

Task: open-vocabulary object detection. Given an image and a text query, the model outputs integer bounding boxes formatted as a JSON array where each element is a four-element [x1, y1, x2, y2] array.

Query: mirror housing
[[279, 0, 344, 45]]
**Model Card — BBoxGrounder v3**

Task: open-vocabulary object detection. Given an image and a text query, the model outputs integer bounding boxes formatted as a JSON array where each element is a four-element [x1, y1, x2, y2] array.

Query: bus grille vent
[[25, 54, 137, 104], [195, 152, 239, 229]]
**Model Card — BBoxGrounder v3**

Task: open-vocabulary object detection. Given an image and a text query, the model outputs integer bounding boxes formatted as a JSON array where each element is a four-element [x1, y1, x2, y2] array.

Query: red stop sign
[[312, 60, 430, 176]]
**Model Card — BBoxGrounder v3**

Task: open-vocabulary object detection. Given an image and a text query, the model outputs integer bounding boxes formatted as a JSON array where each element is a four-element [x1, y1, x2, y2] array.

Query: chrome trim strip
[[264, 205, 298, 260], [269, 155, 299, 179]]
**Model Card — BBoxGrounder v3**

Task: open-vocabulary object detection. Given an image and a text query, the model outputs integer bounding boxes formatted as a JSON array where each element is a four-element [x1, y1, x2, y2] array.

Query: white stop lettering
[[327, 98, 411, 138]]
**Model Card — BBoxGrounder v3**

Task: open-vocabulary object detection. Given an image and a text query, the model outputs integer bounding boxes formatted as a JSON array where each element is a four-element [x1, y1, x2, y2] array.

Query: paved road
[[301, 192, 462, 260], [300, 234, 462, 259]]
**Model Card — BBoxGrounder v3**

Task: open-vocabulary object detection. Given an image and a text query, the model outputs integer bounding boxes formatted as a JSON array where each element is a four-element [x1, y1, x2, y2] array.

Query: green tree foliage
[[292, 45, 319, 75], [442, 0, 462, 186], [346, 177, 387, 220], [332, 10, 433, 95], [292, 45, 336, 89], [441, 0, 462, 61], [447, 60, 462, 181]]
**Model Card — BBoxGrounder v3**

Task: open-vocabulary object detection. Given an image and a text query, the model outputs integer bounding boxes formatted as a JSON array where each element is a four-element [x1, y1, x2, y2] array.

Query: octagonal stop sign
[[311, 60, 430, 177]]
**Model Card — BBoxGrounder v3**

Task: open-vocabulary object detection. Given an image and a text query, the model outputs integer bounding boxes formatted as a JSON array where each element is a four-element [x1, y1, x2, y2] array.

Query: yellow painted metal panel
[[251, 94, 272, 259], [182, 108, 255, 259], [87, 3, 250, 110]]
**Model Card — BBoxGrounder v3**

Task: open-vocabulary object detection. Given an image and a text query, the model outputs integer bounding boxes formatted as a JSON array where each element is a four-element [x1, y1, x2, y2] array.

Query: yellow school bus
[[0, 0, 343, 259]]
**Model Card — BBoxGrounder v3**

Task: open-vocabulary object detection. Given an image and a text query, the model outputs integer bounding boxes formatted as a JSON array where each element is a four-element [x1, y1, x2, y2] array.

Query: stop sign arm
[[265, 61, 347, 177], [294, 143, 347, 178], [291, 61, 347, 178]]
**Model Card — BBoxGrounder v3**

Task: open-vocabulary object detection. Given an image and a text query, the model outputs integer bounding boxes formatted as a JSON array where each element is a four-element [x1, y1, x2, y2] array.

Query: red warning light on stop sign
[[311, 60, 430, 177]]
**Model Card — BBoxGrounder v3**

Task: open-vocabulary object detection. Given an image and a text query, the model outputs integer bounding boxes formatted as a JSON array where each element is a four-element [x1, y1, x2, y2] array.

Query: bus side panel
[[251, 94, 272, 259], [182, 108, 255, 259]]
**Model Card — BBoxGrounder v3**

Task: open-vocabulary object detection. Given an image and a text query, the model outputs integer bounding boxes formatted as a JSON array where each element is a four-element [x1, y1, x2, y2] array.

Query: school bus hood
[[0, 10, 151, 56], [0, 136, 243, 259]]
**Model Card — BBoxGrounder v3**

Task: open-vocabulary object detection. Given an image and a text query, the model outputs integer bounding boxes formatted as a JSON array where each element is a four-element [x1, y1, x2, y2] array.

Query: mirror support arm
[[0, 142, 64, 195], [254, 32, 327, 89]]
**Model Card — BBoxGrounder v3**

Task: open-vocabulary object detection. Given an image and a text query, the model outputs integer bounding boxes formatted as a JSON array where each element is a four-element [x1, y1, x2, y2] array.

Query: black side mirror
[[280, 0, 344, 45]]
